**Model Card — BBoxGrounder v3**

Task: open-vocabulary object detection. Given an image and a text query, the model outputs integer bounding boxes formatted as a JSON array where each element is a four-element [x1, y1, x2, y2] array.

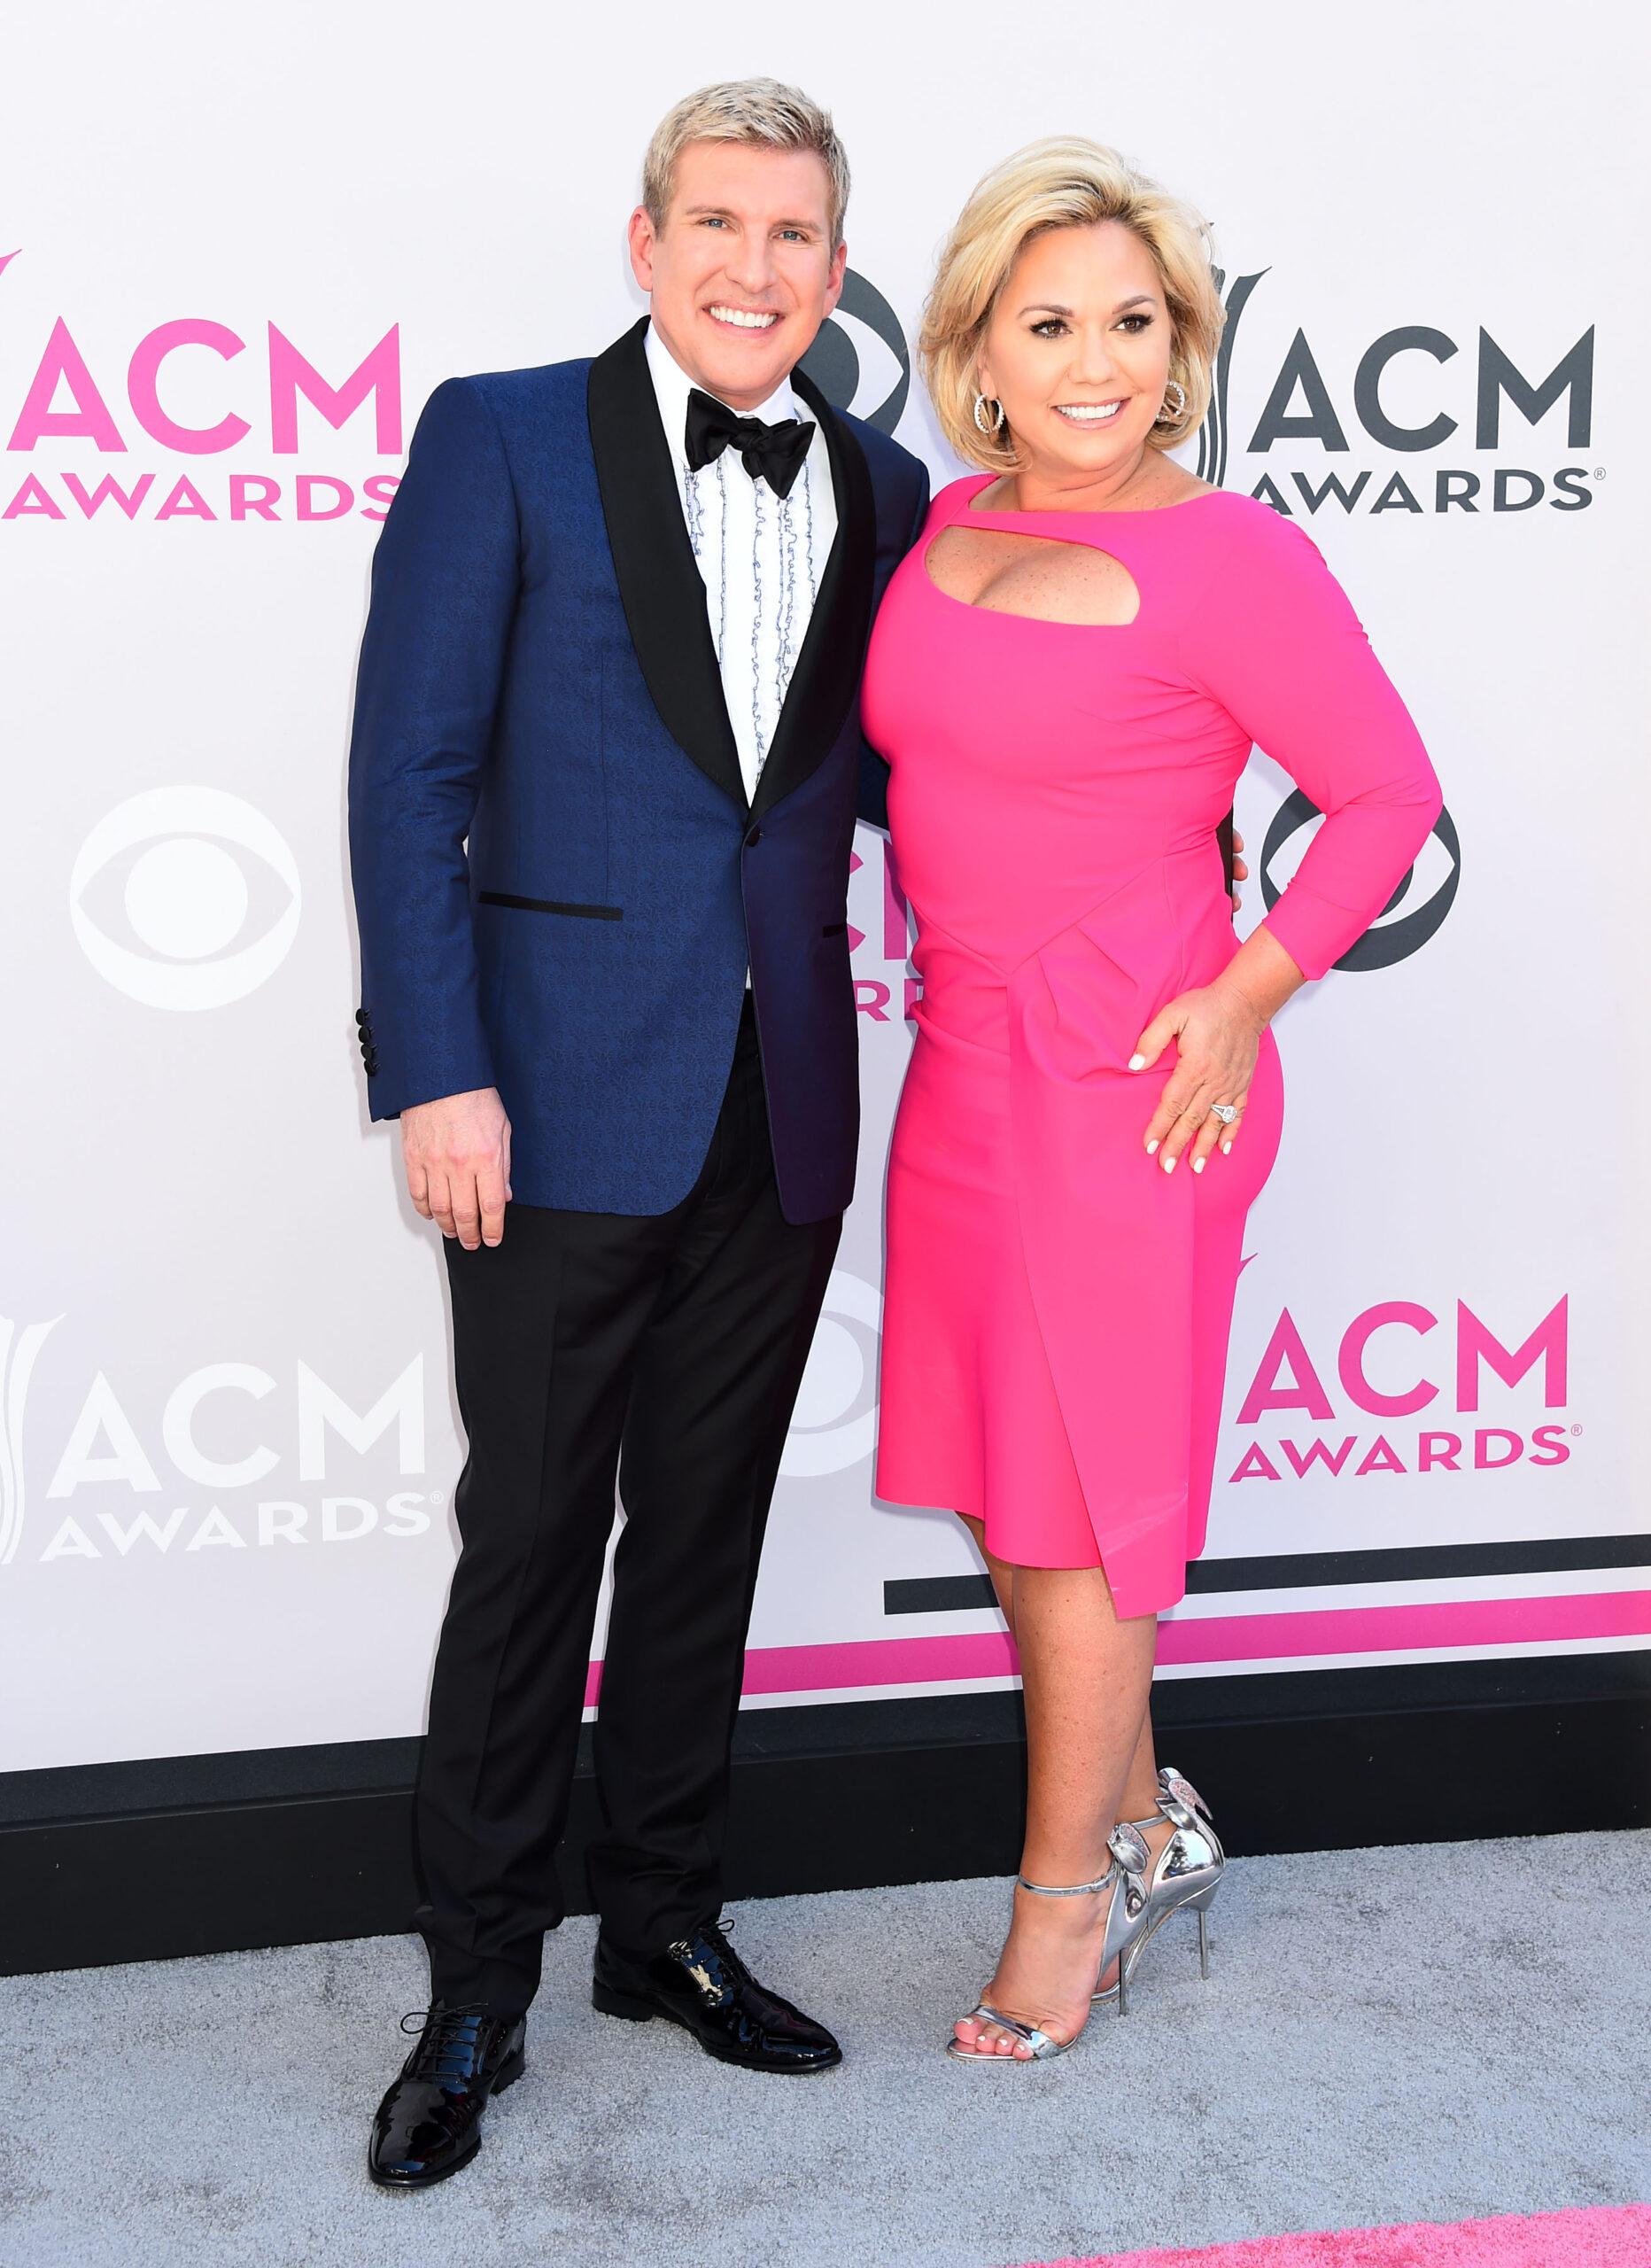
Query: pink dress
[[862, 476, 1443, 1618]]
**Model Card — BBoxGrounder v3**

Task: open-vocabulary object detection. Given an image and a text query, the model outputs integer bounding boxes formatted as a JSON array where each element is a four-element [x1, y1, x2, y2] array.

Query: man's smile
[[704, 303, 782, 331]]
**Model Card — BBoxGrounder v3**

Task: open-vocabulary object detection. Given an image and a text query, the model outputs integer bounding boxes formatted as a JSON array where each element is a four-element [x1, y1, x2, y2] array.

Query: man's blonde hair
[[641, 78, 851, 250], [919, 136, 1224, 471]]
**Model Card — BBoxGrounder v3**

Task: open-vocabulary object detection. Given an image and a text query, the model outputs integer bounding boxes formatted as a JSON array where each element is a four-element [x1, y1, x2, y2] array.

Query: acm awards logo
[[0, 1288, 884, 1575], [1198, 266, 1595, 517], [1227, 1293, 1573, 1487], [0, 1315, 432, 1571], [0, 245, 402, 525]]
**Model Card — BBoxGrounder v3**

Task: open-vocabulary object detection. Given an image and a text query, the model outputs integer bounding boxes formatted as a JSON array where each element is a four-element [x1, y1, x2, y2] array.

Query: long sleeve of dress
[[1185, 507, 1444, 982]]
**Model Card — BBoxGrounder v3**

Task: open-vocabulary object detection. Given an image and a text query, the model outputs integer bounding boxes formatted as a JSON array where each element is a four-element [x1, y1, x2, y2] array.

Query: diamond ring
[[1208, 1102, 1238, 1125]]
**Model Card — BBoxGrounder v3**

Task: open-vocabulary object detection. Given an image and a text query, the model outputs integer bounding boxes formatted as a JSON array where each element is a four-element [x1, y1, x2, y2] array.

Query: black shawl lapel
[[587, 318, 747, 812], [748, 364, 876, 822]]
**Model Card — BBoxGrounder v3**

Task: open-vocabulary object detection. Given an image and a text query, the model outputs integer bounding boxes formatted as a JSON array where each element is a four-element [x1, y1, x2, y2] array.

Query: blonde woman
[[862, 141, 1442, 2061]]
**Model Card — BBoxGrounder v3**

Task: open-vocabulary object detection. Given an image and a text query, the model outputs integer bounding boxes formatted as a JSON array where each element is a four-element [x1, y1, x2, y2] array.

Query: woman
[[863, 140, 1442, 2061]]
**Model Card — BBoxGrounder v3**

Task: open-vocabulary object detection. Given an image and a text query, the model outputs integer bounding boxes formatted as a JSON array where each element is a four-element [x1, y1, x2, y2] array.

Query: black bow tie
[[685, 387, 815, 500]]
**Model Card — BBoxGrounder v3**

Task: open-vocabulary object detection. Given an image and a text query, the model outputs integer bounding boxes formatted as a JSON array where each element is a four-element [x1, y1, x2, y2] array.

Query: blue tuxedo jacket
[[346, 317, 929, 1223]]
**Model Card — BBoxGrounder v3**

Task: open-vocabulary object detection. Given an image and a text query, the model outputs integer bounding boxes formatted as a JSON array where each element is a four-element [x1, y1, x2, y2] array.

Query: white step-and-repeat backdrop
[[4, 4, 1646, 1772]]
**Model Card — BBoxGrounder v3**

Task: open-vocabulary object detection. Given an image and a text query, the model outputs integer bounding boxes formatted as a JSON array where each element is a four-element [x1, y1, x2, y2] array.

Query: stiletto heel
[[947, 1821, 1153, 2063], [1092, 1764, 1226, 2004]]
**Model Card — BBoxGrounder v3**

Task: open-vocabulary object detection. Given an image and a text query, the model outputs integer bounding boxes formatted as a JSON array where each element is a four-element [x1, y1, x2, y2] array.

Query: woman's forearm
[[1212, 922, 1306, 1030]]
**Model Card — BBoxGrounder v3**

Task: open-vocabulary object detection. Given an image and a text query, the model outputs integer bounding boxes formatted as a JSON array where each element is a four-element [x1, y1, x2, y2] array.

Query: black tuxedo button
[[745, 826, 763, 848]]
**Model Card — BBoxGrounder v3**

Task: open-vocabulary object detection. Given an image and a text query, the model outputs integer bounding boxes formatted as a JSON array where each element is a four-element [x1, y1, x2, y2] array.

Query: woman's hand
[[1129, 978, 1267, 1174]]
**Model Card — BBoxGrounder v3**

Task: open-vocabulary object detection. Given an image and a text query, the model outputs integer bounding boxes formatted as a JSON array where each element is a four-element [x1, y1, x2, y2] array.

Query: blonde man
[[351, 80, 929, 2186]]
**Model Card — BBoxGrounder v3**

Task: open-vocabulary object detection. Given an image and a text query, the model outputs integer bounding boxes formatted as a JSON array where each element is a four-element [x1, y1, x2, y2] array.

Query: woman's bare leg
[[1121, 1707, 1161, 1819], [952, 1555, 1167, 2058], [955, 1511, 1016, 1633], [951, 1518, 1165, 1819]]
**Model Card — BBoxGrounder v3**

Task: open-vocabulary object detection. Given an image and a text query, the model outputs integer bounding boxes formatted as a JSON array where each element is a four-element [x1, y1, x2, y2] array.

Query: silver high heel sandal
[[1091, 1764, 1225, 2006], [947, 1821, 1154, 2063]]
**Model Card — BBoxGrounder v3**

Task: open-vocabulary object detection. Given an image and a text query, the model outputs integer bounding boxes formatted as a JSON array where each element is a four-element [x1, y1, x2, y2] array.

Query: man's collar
[[643, 316, 803, 467]]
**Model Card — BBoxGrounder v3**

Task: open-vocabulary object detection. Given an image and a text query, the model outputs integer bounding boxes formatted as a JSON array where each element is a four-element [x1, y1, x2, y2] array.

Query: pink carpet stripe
[[1015, 2201, 1651, 2266], [1156, 1588, 1651, 1666], [580, 1589, 1647, 1705]]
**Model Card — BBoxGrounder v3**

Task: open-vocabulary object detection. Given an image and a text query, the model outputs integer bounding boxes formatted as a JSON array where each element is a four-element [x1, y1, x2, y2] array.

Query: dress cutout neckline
[[920, 517, 1143, 627]]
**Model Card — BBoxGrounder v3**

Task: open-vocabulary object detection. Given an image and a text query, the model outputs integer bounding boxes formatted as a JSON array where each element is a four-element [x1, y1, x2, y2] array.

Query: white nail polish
[[1221, 1141, 1232, 1153], [1128, 1053, 1145, 1070], [1163, 1154, 1176, 1173], [1145, 1138, 1159, 1155], [1192, 1156, 1205, 1172]]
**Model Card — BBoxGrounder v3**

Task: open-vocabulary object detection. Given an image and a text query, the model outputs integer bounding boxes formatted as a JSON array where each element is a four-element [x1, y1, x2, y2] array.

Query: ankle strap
[[1016, 1864, 1116, 1898], [1017, 1821, 1151, 1900]]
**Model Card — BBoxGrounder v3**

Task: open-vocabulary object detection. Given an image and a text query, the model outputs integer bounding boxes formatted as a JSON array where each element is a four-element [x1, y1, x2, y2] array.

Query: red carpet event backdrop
[[2, 5, 1645, 1772]]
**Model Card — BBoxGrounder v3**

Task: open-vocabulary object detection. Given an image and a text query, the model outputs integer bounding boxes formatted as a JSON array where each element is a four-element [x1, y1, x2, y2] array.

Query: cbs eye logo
[[780, 1270, 882, 1478], [799, 270, 911, 437], [1259, 792, 1461, 970], [69, 787, 301, 1009]]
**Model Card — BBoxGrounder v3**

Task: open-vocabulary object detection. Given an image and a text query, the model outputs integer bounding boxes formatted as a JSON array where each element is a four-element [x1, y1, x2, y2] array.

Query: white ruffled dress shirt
[[644, 320, 838, 806]]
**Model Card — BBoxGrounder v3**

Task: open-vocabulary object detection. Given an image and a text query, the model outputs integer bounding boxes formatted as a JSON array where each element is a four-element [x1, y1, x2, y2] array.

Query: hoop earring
[[973, 392, 1005, 436], [1153, 379, 1188, 428]]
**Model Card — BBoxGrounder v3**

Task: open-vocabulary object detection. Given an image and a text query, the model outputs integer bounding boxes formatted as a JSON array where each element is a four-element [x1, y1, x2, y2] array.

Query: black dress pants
[[411, 998, 841, 2016]]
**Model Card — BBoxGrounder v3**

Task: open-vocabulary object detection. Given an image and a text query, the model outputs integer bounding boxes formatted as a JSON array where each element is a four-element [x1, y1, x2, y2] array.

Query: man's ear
[[822, 237, 849, 318], [627, 205, 657, 293]]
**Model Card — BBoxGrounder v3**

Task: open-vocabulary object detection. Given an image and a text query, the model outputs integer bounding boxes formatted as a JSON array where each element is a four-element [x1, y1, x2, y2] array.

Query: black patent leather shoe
[[367, 1999, 526, 2189], [592, 1915, 841, 2074]]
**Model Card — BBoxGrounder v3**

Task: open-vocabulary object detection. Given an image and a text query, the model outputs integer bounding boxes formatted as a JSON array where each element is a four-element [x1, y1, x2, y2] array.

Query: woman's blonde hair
[[642, 79, 851, 252], [919, 136, 1224, 472]]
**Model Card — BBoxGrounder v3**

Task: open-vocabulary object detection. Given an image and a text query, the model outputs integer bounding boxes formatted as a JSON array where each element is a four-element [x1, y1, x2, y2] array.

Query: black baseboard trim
[[4, 1662, 1647, 1977]]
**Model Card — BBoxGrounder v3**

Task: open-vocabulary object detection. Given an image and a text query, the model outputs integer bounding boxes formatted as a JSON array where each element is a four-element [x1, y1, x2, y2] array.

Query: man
[[347, 80, 929, 2189]]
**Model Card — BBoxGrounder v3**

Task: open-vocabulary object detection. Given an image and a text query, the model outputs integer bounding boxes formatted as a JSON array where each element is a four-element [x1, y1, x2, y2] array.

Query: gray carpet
[[3, 1833, 1647, 2268]]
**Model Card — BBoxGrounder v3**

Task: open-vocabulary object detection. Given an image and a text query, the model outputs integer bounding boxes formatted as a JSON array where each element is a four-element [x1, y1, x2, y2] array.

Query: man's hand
[[401, 1088, 512, 1248], [1231, 825, 1249, 913]]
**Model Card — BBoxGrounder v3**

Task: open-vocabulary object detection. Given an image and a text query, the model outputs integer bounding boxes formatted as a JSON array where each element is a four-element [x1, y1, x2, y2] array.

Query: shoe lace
[[668, 1913, 749, 1992], [398, 2000, 493, 2087]]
